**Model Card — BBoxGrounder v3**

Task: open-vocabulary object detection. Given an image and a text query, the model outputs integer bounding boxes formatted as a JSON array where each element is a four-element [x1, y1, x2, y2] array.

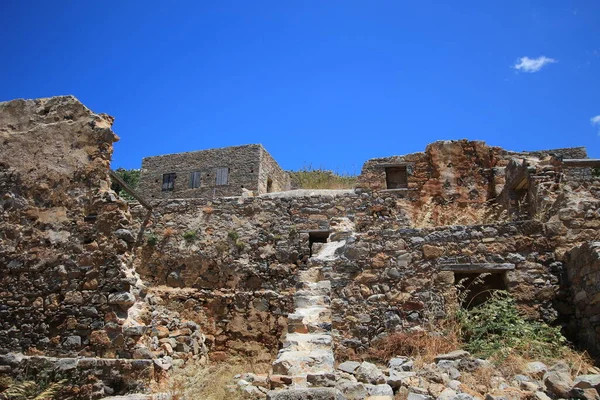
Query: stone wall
[[258, 147, 291, 194], [0, 97, 208, 397], [564, 242, 600, 361], [138, 144, 262, 199], [138, 143, 291, 200], [131, 191, 566, 359], [327, 220, 562, 355], [356, 140, 499, 203], [0, 96, 142, 357]]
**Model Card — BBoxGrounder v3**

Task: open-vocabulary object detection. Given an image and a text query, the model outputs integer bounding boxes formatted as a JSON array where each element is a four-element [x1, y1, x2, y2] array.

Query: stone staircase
[[267, 238, 347, 399], [272, 276, 334, 380]]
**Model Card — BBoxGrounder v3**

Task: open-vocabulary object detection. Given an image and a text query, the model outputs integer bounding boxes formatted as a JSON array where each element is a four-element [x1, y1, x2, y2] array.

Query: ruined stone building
[[137, 144, 290, 199], [2, 95, 600, 399]]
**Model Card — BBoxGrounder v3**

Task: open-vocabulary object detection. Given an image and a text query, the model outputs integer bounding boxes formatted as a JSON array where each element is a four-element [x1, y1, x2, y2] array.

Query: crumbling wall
[[0, 97, 207, 398], [130, 192, 414, 358], [132, 190, 566, 360], [0, 96, 141, 357], [327, 220, 562, 356], [357, 140, 498, 202], [564, 242, 600, 361]]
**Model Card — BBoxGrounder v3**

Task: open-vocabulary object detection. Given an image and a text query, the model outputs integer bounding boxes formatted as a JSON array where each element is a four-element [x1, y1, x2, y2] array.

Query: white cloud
[[592, 115, 600, 135], [513, 56, 557, 73]]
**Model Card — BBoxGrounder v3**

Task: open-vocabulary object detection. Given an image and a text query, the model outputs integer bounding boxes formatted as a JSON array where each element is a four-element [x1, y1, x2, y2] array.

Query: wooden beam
[[109, 170, 152, 210], [439, 263, 515, 273]]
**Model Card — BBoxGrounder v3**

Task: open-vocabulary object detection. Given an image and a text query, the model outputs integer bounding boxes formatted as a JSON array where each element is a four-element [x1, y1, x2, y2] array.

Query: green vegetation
[[146, 233, 159, 246], [111, 167, 140, 201], [289, 165, 357, 190], [227, 231, 239, 241], [457, 290, 568, 361], [183, 231, 197, 241], [2, 379, 67, 400]]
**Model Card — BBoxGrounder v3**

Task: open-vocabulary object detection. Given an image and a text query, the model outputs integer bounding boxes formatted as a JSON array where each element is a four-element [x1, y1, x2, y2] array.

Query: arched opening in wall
[[267, 177, 273, 193], [308, 230, 330, 256], [455, 272, 508, 308]]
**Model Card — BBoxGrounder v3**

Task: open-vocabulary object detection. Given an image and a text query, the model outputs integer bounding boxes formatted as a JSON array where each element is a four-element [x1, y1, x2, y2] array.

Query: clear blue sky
[[2, 1, 599, 173]]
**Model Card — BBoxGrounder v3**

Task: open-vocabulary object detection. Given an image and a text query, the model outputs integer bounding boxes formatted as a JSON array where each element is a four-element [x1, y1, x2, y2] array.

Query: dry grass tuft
[[163, 227, 176, 237], [367, 330, 461, 365], [412, 198, 508, 228], [289, 166, 357, 190], [153, 356, 269, 400]]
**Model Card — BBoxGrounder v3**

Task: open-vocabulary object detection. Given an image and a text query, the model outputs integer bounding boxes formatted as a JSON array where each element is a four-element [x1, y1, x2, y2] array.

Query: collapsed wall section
[[0, 98, 208, 399], [357, 140, 499, 203], [0, 96, 142, 357]]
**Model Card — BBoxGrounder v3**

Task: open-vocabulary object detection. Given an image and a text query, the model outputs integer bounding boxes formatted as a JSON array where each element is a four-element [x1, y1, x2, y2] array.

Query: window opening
[[454, 272, 507, 308], [216, 167, 229, 185], [189, 171, 201, 189], [385, 166, 408, 189], [308, 231, 330, 256], [162, 173, 176, 191]]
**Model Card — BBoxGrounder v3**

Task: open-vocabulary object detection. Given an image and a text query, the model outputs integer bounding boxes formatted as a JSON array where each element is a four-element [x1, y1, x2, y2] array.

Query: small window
[[189, 171, 201, 189], [162, 173, 176, 191], [308, 231, 329, 256], [267, 178, 273, 193], [216, 167, 229, 185], [385, 166, 408, 189]]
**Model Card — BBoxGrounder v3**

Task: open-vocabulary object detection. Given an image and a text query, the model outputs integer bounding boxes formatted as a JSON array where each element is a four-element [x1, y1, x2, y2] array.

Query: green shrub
[[183, 231, 197, 241], [110, 167, 140, 201], [228, 231, 239, 241], [146, 234, 158, 247], [4, 379, 67, 400], [457, 290, 567, 361]]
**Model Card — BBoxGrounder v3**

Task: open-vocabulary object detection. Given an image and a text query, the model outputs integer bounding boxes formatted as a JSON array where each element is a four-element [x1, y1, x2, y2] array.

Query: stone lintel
[[562, 159, 600, 168], [375, 162, 415, 168], [379, 188, 418, 193], [439, 263, 515, 273]]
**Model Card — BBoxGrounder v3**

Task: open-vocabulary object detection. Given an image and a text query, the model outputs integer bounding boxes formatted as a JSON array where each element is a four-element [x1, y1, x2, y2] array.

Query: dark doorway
[[454, 272, 507, 308], [308, 231, 330, 256], [267, 178, 273, 193], [385, 166, 408, 189]]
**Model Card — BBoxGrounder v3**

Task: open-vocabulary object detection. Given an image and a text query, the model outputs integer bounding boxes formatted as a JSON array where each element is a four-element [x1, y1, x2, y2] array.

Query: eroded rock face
[[0, 96, 139, 357]]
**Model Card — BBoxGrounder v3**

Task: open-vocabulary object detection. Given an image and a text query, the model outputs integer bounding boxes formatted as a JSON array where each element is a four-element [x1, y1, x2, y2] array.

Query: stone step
[[294, 294, 330, 308], [298, 280, 331, 295], [281, 333, 332, 352], [287, 307, 332, 333], [272, 349, 335, 376], [297, 268, 322, 284], [266, 387, 344, 400]]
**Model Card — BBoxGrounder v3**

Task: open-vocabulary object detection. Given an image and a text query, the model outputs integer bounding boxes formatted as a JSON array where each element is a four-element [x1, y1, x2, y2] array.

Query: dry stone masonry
[[2, 96, 600, 399]]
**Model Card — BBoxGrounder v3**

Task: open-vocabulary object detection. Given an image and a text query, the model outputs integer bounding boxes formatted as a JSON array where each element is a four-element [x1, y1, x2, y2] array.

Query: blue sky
[[2, 1, 599, 173]]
